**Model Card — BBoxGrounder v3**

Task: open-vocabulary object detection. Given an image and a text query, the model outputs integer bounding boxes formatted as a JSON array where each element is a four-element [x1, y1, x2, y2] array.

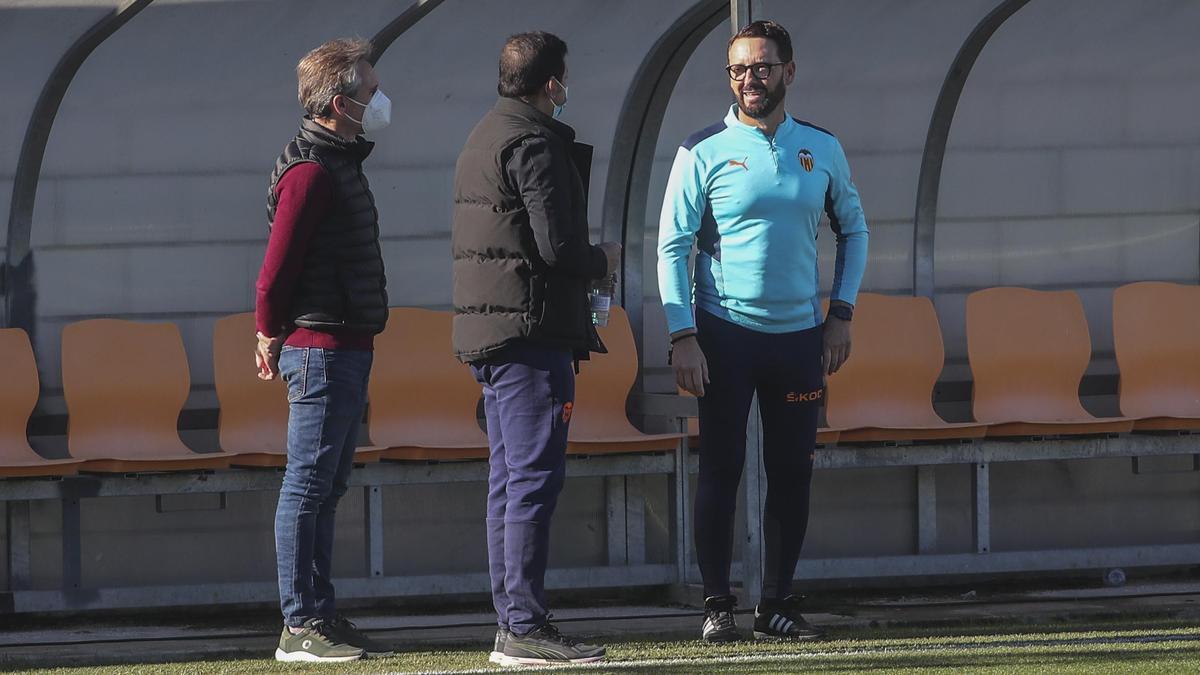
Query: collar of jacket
[[493, 96, 577, 144], [298, 115, 375, 161], [723, 103, 796, 140]]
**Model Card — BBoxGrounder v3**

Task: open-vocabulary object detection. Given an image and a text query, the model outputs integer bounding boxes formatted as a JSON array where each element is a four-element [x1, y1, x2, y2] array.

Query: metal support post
[[973, 462, 991, 554], [672, 427, 692, 584], [731, 0, 754, 33], [364, 485, 384, 578], [627, 475, 647, 566], [606, 476, 628, 566]]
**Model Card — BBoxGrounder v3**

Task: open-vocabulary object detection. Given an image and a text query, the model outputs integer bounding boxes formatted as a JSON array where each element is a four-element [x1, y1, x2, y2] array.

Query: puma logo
[[727, 157, 749, 171]]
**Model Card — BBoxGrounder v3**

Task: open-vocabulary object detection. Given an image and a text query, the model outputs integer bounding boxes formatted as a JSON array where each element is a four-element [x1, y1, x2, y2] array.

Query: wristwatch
[[828, 304, 854, 322]]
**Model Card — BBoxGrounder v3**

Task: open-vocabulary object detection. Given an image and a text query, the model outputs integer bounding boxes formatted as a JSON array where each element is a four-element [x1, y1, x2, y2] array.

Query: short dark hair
[[498, 31, 568, 98], [729, 20, 793, 63]]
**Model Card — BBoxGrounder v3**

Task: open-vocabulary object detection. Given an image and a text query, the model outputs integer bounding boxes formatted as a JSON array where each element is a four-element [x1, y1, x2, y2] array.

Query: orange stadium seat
[[212, 312, 289, 466], [210, 313, 389, 466], [825, 294, 987, 442], [816, 427, 839, 446], [568, 306, 684, 454], [967, 287, 1133, 437], [0, 328, 81, 478], [1113, 281, 1200, 431], [369, 308, 490, 460], [61, 319, 232, 472]]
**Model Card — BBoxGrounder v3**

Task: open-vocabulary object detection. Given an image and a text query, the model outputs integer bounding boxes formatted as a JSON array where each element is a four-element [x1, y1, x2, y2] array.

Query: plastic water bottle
[[590, 275, 615, 327]]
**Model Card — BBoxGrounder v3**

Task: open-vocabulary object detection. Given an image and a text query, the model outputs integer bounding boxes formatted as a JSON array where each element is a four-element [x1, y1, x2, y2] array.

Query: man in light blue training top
[[657, 19, 869, 643]]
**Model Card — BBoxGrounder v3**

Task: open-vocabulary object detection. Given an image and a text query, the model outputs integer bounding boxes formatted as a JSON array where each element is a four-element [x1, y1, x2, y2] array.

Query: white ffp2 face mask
[[345, 89, 392, 133]]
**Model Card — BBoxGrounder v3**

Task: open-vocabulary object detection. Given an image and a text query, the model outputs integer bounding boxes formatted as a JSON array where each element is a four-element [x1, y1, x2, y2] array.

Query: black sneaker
[[702, 595, 740, 643], [499, 622, 606, 665], [325, 615, 394, 657], [488, 627, 509, 664], [753, 594, 825, 640], [275, 618, 364, 662]]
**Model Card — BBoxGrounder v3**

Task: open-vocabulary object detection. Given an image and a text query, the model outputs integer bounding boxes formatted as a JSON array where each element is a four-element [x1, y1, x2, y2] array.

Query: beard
[[736, 78, 786, 119]]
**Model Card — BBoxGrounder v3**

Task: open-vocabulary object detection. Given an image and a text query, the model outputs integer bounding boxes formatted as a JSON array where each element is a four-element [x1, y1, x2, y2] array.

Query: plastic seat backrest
[[1113, 281, 1200, 419], [369, 308, 487, 446], [62, 319, 192, 459], [967, 287, 1092, 423], [0, 328, 41, 459], [572, 306, 642, 438], [213, 312, 288, 453], [825, 293, 947, 428]]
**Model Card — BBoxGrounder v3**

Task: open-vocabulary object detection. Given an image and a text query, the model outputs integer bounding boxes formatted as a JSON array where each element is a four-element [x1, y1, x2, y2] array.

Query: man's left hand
[[822, 317, 852, 376], [256, 332, 284, 381]]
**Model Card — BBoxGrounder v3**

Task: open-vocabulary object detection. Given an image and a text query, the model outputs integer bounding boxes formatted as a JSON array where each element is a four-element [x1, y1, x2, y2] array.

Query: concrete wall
[[637, 0, 1200, 566], [3, 0, 1199, 594], [3, 0, 695, 591], [27, 0, 696, 407], [0, 1, 118, 317], [640, 0, 1004, 392], [935, 0, 1200, 380]]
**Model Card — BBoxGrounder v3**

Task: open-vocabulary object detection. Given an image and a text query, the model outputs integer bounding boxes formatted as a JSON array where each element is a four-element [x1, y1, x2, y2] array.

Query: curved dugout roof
[[3, 0, 1197, 395], [6, 0, 701, 394], [1, 1, 129, 326], [935, 0, 1200, 375]]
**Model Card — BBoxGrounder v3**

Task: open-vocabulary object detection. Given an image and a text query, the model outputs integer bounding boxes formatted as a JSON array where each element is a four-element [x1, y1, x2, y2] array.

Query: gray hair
[[296, 38, 373, 118]]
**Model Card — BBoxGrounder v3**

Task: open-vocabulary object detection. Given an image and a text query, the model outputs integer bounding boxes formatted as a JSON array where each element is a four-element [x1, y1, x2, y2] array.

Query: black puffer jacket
[[267, 117, 388, 334], [451, 98, 607, 362]]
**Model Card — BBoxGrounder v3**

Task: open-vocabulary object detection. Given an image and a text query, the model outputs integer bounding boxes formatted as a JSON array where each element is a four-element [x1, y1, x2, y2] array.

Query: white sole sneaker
[[274, 647, 363, 663], [753, 630, 823, 641], [488, 650, 504, 664]]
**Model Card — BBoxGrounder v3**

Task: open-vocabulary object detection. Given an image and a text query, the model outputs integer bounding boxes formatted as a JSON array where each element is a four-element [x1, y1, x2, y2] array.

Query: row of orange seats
[[0, 307, 681, 478], [811, 281, 1198, 444], [3, 281, 1195, 478]]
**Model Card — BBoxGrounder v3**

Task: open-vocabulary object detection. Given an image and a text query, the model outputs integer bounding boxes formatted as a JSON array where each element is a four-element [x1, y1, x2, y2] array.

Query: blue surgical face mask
[[550, 77, 569, 119]]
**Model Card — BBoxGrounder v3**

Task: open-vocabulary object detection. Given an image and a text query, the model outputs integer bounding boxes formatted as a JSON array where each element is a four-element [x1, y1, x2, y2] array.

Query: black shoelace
[[537, 622, 580, 647], [778, 596, 808, 623]]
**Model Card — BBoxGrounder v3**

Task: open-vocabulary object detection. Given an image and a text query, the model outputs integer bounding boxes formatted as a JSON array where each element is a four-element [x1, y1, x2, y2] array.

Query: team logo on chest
[[798, 149, 814, 172]]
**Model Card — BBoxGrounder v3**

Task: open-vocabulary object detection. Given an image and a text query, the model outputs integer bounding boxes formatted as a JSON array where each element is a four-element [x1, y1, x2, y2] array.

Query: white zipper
[[760, 129, 780, 172]]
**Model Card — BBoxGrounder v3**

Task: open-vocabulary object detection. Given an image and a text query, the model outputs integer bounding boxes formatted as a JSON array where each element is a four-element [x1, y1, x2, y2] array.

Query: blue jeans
[[275, 346, 372, 627], [470, 342, 574, 635]]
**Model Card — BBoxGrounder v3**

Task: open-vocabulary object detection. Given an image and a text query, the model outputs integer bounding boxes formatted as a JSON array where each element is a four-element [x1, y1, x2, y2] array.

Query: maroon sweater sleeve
[[254, 162, 333, 337]]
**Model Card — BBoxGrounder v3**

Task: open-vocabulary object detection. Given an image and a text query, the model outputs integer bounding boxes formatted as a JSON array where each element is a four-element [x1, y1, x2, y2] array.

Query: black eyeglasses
[[725, 62, 785, 81]]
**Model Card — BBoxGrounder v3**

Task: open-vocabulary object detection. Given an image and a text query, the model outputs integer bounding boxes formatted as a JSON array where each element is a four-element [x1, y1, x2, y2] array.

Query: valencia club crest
[[798, 149, 814, 172]]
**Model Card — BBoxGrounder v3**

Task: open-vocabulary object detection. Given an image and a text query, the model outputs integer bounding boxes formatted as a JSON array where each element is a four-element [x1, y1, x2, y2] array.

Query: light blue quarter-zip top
[[657, 104, 870, 334]]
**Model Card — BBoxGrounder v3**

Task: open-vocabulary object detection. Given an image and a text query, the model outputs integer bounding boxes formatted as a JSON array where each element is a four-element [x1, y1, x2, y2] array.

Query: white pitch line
[[394, 651, 881, 675], [391, 633, 1200, 675]]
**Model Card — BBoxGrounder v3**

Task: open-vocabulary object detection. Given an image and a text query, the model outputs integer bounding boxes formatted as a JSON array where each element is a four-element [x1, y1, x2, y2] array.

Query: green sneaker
[[275, 618, 364, 662], [326, 615, 394, 658]]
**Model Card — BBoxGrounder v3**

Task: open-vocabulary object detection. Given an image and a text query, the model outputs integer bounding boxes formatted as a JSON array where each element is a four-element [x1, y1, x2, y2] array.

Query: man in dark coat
[[451, 31, 620, 667]]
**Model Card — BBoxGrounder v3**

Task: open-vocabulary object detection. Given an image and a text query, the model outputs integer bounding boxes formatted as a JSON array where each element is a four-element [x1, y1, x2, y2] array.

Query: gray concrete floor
[[3, 579, 1200, 669]]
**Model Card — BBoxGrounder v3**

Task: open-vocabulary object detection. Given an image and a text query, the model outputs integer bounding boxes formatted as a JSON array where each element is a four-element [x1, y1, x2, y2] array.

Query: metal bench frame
[[5, 395, 1200, 613]]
